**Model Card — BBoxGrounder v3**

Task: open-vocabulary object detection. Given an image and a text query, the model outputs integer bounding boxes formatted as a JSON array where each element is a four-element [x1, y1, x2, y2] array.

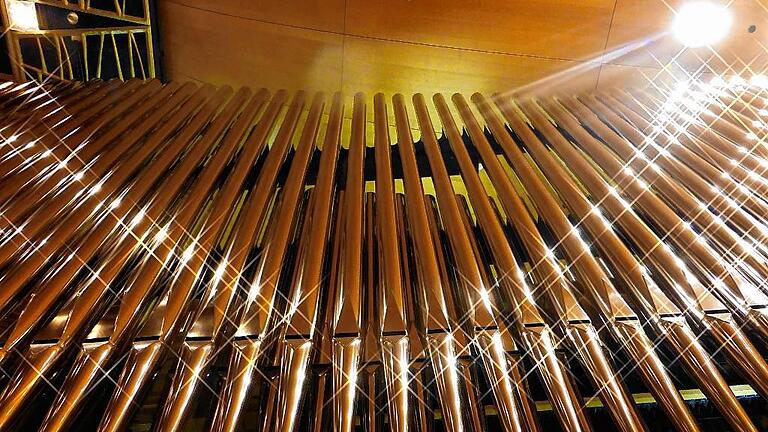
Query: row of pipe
[[0, 77, 767, 431]]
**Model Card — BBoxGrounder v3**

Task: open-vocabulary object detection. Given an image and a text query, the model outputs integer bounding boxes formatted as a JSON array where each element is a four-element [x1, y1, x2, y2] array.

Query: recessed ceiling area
[[158, 0, 768, 97]]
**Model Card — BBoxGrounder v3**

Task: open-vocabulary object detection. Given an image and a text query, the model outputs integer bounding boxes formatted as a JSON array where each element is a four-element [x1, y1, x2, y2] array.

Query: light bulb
[[7, 1, 39, 31], [672, 1, 732, 47]]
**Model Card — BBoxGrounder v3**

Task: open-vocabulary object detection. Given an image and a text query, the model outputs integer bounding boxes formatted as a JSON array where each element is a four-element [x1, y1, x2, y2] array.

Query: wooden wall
[[158, 0, 768, 96]]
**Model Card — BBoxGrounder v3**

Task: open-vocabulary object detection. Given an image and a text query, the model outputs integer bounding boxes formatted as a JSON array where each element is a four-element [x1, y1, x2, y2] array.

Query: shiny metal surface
[[0, 77, 767, 431]]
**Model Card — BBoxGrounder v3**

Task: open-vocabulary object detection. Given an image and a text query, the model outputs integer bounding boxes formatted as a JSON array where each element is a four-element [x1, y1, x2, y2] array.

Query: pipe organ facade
[[1, 78, 768, 431]]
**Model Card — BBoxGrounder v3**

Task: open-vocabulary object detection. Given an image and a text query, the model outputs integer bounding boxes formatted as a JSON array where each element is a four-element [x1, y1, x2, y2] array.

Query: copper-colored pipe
[[703, 313, 768, 396], [520, 325, 592, 432], [109, 88, 268, 342], [716, 88, 767, 122], [155, 91, 307, 432], [0, 85, 236, 429], [579, 94, 768, 288], [0, 80, 75, 140], [596, 93, 768, 220], [457, 95, 602, 318], [637, 86, 768, 161], [0, 82, 181, 293], [362, 191, 379, 365], [528, 98, 760, 315], [373, 93, 407, 333], [335, 93, 366, 338], [491, 95, 706, 432], [372, 93, 411, 432], [412, 93, 491, 432], [309, 189, 346, 432], [0, 81, 107, 178], [252, 93, 343, 432], [648, 85, 768, 160], [1, 80, 81, 119], [393, 193, 432, 430], [432, 93, 591, 432], [399, 95, 496, 330], [285, 92, 343, 339], [0, 82, 197, 267], [331, 92, 366, 432], [519, 98, 758, 432], [459, 93, 646, 432], [2, 79, 767, 432], [563, 94, 768, 399], [660, 317, 757, 432], [0, 80, 65, 107], [393, 193, 425, 356], [0, 80, 113, 178], [467, 93, 653, 428], [580, 95, 750, 277], [96, 90, 289, 432], [206, 91, 307, 339], [0, 81, 38, 108], [424, 195, 483, 432], [240, 92, 325, 333], [616, 90, 768, 221], [35, 88, 264, 432], [0, 79, 152, 207], [427, 94, 541, 325], [213, 92, 326, 432], [1, 80, 96, 133], [631, 91, 768, 261], [0, 81, 77, 132], [0, 83, 209, 360], [505, 97, 711, 313], [0, 84, 219, 360], [0, 81, 127, 211], [544, 97, 768, 299], [612, 89, 768, 199], [456, 196, 541, 432], [160, 197, 289, 431], [400, 89, 519, 429]]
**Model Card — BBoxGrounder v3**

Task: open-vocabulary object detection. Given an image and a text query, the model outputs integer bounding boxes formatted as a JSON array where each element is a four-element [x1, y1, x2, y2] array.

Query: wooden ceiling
[[158, 0, 768, 97]]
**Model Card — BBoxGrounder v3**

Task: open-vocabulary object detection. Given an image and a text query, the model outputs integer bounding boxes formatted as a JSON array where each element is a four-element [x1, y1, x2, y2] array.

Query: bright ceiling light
[[6, 1, 39, 31], [672, 1, 732, 47]]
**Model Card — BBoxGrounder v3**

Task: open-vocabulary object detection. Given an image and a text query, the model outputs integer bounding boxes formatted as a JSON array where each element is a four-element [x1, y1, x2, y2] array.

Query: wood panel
[[165, 0, 346, 32], [596, 63, 683, 89], [159, 1, 344, 92], [157, 0, 768, 98], [345, 0, 616, 61], [342, 35, 601, 102]]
